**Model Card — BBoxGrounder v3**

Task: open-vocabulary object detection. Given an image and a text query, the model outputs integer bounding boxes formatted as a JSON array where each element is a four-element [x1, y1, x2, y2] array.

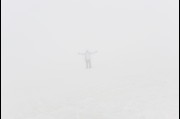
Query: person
[[79, 50, 97, 69]]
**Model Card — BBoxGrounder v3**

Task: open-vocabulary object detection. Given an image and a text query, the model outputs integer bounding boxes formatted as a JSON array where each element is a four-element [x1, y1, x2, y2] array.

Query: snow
[[1, 0, 179, 119]]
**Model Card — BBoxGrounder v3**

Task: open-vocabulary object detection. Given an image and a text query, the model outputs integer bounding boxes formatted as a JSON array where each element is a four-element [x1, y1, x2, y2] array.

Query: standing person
[[79, 50, 97, 69]]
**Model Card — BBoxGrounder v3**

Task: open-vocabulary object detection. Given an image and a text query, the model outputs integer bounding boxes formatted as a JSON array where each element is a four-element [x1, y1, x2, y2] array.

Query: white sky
[[1, 0, 179, 119]]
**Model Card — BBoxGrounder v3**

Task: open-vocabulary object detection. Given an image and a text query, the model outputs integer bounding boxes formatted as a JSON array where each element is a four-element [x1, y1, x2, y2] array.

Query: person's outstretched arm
[[90, 51, 98, 54]]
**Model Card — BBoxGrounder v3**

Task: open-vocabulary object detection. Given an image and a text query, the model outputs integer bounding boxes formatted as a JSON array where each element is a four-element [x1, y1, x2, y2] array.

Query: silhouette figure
[[79, 50, 97, 69]]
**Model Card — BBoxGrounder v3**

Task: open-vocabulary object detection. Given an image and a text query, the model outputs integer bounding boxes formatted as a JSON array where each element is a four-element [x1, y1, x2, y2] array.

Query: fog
[[1, 0, 179, 119]]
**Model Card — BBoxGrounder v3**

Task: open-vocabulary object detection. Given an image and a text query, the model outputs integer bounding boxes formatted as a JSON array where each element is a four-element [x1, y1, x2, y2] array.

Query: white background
[[1, 0, 179, 119]]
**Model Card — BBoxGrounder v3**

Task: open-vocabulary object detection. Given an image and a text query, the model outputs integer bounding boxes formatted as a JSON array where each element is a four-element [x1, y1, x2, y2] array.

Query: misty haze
[[1, 0, 179, 119]]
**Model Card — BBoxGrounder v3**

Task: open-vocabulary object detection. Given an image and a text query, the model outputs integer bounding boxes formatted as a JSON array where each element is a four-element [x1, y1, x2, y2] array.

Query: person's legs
[[85, 60, 89, 69], [85, 60, 91, 69], [89, 60, 92, 68]]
